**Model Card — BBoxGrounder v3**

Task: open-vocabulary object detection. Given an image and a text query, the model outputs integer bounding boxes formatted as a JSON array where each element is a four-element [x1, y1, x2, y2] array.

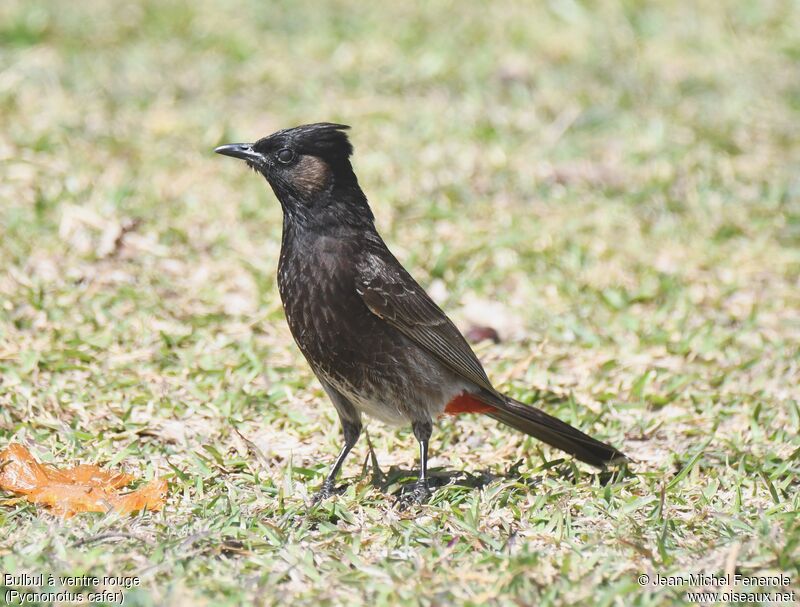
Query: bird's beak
[[214, 143, 263, 163]]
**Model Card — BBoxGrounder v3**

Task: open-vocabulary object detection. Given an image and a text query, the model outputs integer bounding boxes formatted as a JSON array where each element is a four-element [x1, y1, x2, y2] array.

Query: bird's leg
[[314, 420, 361, 503], [411, 420, 432, 503]]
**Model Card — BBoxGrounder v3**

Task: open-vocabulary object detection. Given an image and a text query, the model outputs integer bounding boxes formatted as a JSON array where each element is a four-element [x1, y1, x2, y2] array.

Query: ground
[[0, 1, 798, 605]]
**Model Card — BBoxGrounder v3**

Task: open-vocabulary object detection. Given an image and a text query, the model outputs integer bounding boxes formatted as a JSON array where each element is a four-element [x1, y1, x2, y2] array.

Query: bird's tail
[[483, 392, 626, 468]]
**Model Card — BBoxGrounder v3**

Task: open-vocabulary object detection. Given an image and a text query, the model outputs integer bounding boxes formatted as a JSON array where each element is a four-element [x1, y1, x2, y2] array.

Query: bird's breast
[[275, 231, 475, 423], [276, 236, 385, 371]]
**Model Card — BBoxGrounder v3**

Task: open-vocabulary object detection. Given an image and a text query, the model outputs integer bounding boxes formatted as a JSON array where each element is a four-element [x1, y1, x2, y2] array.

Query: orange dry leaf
[[0, 443, 167, 517]]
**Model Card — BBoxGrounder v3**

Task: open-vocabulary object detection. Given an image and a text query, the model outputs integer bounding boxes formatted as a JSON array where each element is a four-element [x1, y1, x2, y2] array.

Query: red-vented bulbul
[[215, 123, 626, 503]]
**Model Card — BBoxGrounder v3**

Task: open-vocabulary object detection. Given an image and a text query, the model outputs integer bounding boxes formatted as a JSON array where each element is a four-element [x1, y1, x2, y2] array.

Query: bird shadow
[[300, 458, 634, 526], [380, 465, 500, 496], [304, 444, 634, 519], [364, 457, 632, 505]]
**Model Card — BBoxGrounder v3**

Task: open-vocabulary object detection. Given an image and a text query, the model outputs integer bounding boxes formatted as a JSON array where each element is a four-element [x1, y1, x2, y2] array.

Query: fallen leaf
[[464, 325, 501, 344], [0, 444, 167, 517], [460, 298, 523, 341]]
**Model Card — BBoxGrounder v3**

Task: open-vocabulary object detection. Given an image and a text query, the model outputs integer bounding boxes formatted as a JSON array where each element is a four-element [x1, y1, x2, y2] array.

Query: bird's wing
[[356, 248, 495, 393]]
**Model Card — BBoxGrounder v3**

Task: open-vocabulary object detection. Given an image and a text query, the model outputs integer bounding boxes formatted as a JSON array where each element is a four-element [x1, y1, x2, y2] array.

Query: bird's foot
[[311, 479, 335, 505], [411, 479, 431, 504]]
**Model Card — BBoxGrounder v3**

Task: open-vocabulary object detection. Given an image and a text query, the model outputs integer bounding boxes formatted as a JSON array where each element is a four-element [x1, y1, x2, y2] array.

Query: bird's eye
[[276, 148, 295, 164]]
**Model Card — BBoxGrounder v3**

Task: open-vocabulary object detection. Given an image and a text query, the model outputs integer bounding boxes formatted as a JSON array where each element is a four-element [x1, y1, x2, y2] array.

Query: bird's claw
[[312, 479, 335, 505], [411, 479, 431, 504]]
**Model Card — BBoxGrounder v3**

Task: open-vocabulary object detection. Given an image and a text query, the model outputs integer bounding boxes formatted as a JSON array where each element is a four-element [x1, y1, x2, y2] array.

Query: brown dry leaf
[[0, 443, 167, 517]]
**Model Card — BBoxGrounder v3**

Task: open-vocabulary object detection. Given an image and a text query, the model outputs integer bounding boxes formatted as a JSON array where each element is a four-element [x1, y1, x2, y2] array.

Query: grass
[[1, 0, 798, 605]]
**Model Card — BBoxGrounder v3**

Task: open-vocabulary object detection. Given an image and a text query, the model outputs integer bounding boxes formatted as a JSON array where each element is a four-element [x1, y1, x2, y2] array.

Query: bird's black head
[[215, 122, 373, 229]]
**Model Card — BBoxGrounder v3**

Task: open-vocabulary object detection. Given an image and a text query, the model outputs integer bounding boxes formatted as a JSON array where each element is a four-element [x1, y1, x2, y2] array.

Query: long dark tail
[[483, 393, 626, 468]]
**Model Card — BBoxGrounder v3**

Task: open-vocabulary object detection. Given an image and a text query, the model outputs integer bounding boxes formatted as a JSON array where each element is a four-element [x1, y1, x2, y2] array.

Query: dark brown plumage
[[215, 123, 626, 503]]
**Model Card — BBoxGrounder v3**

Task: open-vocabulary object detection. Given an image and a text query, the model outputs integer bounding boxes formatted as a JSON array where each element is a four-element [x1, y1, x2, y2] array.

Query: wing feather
[[356, 249, 494, 393]]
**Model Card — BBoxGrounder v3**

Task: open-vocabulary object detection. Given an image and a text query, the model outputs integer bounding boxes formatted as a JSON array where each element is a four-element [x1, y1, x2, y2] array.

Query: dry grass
[[1, 1, 798, 605]]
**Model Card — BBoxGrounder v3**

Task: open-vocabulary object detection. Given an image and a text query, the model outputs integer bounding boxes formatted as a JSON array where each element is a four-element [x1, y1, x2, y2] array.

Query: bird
[[215, 123, 626, 503]]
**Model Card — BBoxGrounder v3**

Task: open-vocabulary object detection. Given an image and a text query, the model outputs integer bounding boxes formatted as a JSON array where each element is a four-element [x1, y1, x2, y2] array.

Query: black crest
[[255, 123, 353, 165]]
